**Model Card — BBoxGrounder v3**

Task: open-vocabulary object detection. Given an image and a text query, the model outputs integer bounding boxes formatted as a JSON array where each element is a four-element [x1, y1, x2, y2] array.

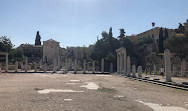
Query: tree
[[91, 28, 119, 71], [119, 37, 133, 55], [101, 31, 109, 39], [0, 36, 14, 52], [9, 49, 24, 62], [164, 28, 169, 40], [158, 27, 164, 53], [109, 27, 113, 38], [164, 31, 188, 60], [175, 23, 185, 33], [152, 22, 155, 28], [118, 29, 125, 39]]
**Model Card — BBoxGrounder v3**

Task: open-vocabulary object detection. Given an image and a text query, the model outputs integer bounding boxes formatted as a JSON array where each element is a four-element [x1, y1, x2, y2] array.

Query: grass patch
[[98, 87, 117, 93]]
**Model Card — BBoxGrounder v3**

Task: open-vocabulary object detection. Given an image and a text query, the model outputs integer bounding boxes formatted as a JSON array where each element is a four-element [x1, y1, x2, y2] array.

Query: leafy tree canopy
[[0, 36, 14, 52]]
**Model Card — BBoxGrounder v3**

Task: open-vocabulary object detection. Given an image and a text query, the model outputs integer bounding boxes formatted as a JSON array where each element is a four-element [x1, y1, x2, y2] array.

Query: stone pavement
[[0, 73, 187, 111]]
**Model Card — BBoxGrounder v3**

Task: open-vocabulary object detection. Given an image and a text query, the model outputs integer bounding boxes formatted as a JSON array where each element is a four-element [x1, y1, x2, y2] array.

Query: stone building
[[127, 27, 175, 43], [19, 44, 43, 61], [43, 39, 60, 64], [18, 31, 43, 61]]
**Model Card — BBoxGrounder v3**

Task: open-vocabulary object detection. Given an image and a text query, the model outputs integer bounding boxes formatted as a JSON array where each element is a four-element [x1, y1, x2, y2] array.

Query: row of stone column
[[72, 58, 113, 74], [116, 47, 127, 75], [13, 57, 48, 73], [0, 53, 8, 72]]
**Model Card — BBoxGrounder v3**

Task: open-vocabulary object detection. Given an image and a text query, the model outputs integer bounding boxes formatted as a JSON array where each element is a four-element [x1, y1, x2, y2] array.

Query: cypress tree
[[109, 27, 113, 38], [158, 27, 164, 53], [164, 28, 168, 40]]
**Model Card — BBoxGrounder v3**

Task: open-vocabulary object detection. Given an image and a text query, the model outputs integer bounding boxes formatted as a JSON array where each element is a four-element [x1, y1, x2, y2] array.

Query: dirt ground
[[0, 72, 187, 111]]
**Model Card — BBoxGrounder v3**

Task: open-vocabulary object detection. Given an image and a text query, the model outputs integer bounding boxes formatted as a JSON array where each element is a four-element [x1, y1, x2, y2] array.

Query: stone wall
[[43, 39, 60, 64]]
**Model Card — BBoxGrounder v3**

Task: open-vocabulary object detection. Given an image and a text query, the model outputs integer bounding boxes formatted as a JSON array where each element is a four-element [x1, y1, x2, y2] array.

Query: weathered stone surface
[[116, 47, 126, 74], [127, 56, 131, 77], [153, 64, 156, 75], [53, 59, 57, 73], [101, 58, 104, 73], [34, 62, 37, 72], [25, 57, 28, 72], [132, 65, 136, 78], [137, 66, 142, 77], [83, 60, 86, 74], [92, 61, 95, 73], [44, 63, 47, 73], [74, 59, 77, 74], [164, 49, 172, 82], [173, 65, 177, 77], [21, 62, 24, 70], [5, 53, 8, 72], [43, 39, 60, 64], [110, 63, 113, 73], [181, 59, 187, 77], [124, 52, 127, 75], [15, 61, 18, 72], [117, 54, 120, 74]]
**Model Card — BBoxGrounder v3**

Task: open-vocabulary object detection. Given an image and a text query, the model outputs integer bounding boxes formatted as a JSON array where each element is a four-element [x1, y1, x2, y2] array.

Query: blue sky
[[0, 0, 188, 48]]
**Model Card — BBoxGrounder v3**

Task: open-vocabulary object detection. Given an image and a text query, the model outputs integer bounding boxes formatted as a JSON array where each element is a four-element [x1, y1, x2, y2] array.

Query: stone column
[[119, 54, 122, 74], [181, 59, 186, 77], [123, 52, 127, 75], [58, 56, 61, 69], [117, 54, 120, 74], [132, 65, 136, 78], [87, 62, 89, 71], [127, 56, 131, 76], [15, 61, 18, 72], [153, 64, 156, 75], [65, 58, 68, 72], [0, 62, 2, 72], [74, 59, 77, 74], [34, 62, 37, 72], [83, 60, 86, 74], [101, 58, 104, 73], [44, 63, 47, 73], [110, 63, 113, 73], [92, 61, 95, 73], [173, 65, 177, 77], [137, 66, 142, 78], [40, 59, 43, 70], [21, 62, 24, 70], [5, 53, 8, 72], [25, 57, 28, 72], [53, 59, 57, 73], [164, 49, 172, 82]]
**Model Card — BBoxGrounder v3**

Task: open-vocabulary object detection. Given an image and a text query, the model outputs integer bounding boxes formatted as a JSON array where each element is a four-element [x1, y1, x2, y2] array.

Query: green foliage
[[164, 31, 188, 60], [118, 29, 126, 39], [91, 28, 119, 71], [119, 37, 133, 56], [9, 49, 24, 62], [109, 27, 113, 37], [175, 23, 185, 34], [133, 37, 154, 67], [0, 36, 14, 52], [158, 27, 164, 53], [164, 28, 169, 40], [137, 37, 154, 46]]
